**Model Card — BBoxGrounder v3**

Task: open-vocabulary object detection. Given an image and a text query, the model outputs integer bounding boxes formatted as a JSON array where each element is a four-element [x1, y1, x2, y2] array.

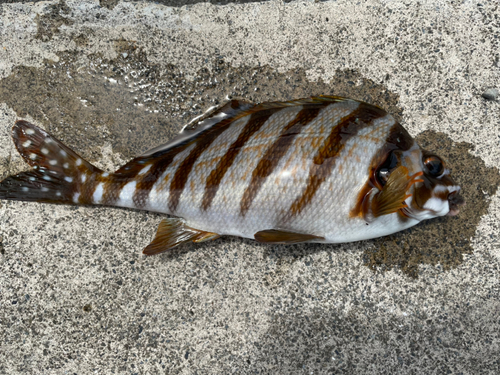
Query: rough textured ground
[[0, 0, 499, 373]]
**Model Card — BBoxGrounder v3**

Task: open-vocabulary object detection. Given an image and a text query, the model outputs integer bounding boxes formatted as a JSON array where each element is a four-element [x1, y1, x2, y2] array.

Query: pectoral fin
[[371, 166, 424, 217], [254, 229, 324, 244], [143, 218, 219, 255]]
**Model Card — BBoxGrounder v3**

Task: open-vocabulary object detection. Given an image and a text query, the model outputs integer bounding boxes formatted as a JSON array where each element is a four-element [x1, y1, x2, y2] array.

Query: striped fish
[[0, 96, 464, 255]]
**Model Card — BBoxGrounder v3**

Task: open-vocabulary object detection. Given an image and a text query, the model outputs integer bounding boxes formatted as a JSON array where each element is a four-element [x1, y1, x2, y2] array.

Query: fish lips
[[447, 190, 465, 216]]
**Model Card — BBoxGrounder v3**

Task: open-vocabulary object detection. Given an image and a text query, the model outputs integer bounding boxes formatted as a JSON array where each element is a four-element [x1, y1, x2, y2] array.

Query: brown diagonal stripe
[[101, 173, 135, 206], [288, 102, 388, 217], [102, 156, 151, 206], [100, 145, 189, 207], [201, 109, 277, 211], [239, 105, 325, 216], [168, 113, 255, 213], [132, 161, 169, 209], [132, 150, 188, 209]]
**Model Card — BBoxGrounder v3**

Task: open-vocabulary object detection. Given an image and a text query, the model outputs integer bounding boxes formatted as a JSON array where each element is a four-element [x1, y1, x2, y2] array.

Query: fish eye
[[376, 151, 398, 187], [423, 155, 445, 177]]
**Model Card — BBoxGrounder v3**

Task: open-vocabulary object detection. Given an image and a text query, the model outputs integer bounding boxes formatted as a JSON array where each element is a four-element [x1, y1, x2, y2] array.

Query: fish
[[0, 96, 464, 255]]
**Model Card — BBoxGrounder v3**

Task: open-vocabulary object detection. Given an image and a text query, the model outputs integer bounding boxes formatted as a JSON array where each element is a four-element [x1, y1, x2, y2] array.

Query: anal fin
[[143, 218, 219, 255], [254, 229, 324, 244], [193, 232, 220, 243]]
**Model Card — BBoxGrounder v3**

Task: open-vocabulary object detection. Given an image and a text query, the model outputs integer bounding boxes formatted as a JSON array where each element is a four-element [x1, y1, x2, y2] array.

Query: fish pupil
[[424, 156, 444, 177]]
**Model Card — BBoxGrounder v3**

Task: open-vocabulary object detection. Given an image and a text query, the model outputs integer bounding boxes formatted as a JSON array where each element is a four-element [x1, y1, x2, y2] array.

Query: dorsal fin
[[141, 99, 255, 157], [114, 99, 255, 174]]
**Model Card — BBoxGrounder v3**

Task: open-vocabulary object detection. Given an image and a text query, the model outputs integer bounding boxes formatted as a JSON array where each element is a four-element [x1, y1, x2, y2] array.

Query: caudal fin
[[0, 120, 103, 204]]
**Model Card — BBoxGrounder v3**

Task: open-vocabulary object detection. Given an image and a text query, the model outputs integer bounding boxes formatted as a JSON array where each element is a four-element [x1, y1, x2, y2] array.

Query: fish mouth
[[447, 191, 465, 216]]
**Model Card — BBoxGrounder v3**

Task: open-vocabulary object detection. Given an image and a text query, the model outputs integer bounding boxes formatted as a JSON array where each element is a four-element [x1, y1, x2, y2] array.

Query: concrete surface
[[0, 0, 499, 373]]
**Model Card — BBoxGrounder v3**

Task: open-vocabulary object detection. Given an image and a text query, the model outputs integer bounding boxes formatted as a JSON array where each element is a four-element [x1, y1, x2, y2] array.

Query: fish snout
[[447, 190, 465, 216]]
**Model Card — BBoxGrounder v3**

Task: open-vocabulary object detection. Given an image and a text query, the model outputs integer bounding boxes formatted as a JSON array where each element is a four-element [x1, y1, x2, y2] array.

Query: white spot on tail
[[43, 175, 51, 181], [41, 187, 49, 192], [25, 128, 35, 135], [73, 192, 80, 203], [41, 148, 49, 155], [81, 174, 87, 183], [76, 159, 82, 166], [138, 164, 152, 175], [93, 183, 104, 203], [118, 181, 137, 207], [56, 192, 62, 197], [63, 162, 69, 169], [49, 160, 57, 166], [30, 153, 37, 160], [64, 177, 73, 183], [22, 187, 29, 192], [60, 149, 67, 157], [102, 172, 109, 178], [22, 140, 31, 148]]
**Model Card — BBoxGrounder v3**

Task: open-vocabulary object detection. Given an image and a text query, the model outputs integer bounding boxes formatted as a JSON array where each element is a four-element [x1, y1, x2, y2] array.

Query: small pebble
[[482, 88, 499, 101], [122, 52, 128, 59]]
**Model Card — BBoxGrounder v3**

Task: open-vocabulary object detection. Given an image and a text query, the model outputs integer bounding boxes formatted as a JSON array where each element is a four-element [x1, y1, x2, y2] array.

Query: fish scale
[[0, 96, 464, 255]]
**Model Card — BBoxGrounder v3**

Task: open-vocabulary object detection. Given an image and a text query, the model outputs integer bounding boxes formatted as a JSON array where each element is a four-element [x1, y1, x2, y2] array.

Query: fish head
[[387, 146, 464, 219], [410, 149, 464, 217], [362, 123, 464, 222]]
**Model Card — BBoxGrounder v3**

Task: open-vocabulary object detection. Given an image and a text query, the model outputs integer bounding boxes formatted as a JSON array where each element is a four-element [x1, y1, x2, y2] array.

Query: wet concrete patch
[[99, 0, 120, 11], [35, 0, 73, 42], [0, 49, 175, 166]]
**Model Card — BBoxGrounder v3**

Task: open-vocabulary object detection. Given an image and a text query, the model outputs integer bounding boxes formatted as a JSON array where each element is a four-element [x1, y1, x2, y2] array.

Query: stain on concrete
[[0, 40, 496, 278], [35, 0, 73, 42], [72, 31, 90, 47], [365, 133, 500, 278], [132, 0, 270, 7], [4, 0, 260, 8], [99, 0, 120, 10]]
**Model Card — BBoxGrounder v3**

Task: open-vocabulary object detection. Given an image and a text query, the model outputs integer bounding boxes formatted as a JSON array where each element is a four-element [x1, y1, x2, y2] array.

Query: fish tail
[[0, 120, 103, 204]]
